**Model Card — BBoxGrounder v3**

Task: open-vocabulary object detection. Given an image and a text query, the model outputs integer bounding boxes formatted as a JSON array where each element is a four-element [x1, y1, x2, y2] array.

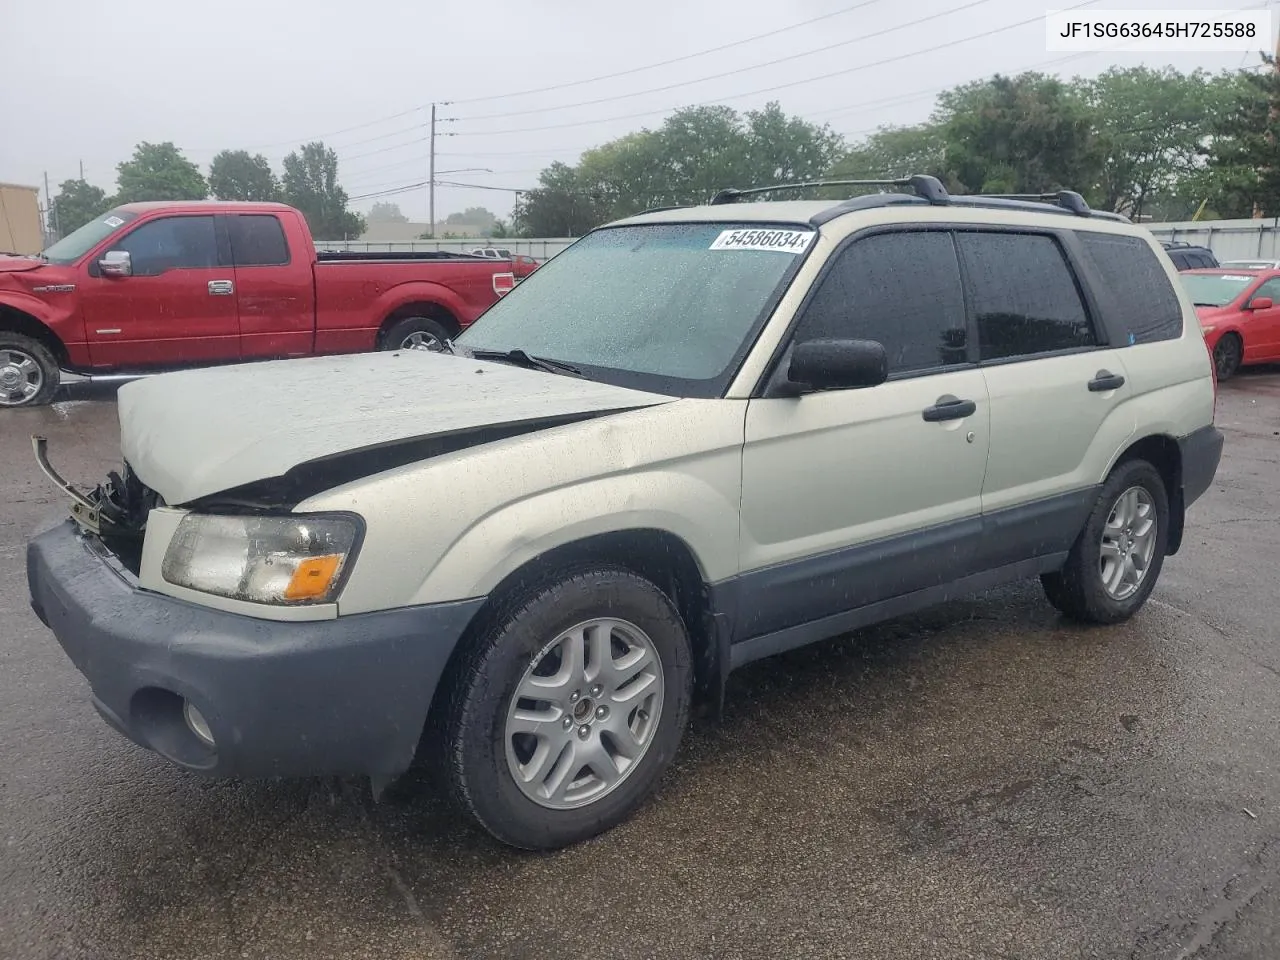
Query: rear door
[[738, 229, 991, 641], [78, 214, 239, 366], [960, 229, 1136, 566], [229, 213, 316, 358]]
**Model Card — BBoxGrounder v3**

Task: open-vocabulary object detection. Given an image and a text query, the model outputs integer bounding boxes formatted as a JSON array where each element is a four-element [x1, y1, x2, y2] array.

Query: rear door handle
[[1088, 370, 1125, 392], [208, 279, 234, 296], [922, 395, 977, 422]]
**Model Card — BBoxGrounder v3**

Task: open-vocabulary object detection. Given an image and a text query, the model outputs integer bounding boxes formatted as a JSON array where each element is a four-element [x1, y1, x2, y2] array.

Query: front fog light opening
[[183, 700, 216, 748]]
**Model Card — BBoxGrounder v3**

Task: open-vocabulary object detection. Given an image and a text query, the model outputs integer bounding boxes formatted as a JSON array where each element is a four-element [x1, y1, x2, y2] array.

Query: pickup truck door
[[79, 214, 239, 367], [737, 230, 990, 647], [228, 213, 315, 358]]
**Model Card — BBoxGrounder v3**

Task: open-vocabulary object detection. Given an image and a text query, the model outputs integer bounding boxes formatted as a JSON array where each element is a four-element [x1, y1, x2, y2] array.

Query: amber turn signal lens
[[284, 554, 343, 600]]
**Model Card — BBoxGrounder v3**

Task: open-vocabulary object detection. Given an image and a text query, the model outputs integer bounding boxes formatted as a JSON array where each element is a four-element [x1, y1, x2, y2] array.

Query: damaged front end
[[32, 435, 160, 574]]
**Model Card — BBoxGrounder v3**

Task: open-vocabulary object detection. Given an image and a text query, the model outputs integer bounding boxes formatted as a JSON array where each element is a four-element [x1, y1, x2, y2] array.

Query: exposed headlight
[[1201, 324, 1217, 334], [161, 513, 361, 605]]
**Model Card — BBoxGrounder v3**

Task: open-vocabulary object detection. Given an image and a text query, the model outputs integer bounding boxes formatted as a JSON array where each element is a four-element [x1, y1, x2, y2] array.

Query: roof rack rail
[[709, 175, 950, 206], [972, 190, 1094, 217]]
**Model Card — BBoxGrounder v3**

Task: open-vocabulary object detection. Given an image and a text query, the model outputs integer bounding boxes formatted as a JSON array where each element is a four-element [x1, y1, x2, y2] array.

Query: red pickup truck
[[0, 200, 518, 407]]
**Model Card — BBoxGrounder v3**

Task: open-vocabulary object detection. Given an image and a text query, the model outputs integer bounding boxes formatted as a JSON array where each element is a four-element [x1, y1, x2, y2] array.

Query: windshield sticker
[[710, 228, 814, 254], [1220, 274, 1254, 281], [103, 216, 124, 228]]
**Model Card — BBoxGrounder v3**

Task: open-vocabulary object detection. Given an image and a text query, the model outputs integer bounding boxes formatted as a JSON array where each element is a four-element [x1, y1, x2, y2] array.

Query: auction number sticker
[[103, 216, 124, 227], [710, 228, 814, 254]]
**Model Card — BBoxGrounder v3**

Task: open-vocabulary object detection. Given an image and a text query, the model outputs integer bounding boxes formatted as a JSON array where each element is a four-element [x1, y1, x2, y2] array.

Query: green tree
[[491, 219, 510, 239], [208, 150, 280, 201], [115, 141, 208, 203], [830, 124, 946, 181], [49, 179, 109, 234], [281, 141, 366, 239], [935, 73, 1100, 196], [367, 201, 409, 223], [1204, 56, 1280, 218], [1081, 67, 1243, 219], [445, 206, 498, 231], [511, 162, 604, 237], [520, 102, 842, 233]]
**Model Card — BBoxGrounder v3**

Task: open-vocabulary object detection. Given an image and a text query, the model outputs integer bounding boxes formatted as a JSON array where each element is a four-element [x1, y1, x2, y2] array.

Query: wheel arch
[[437, 528, 726, 721], [1112, 433, 1184, 555], [0, 302, 70, 367]]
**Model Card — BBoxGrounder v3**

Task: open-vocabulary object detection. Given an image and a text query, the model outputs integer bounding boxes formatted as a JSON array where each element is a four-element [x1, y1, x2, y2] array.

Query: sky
[[0, 0, 1272, 225]]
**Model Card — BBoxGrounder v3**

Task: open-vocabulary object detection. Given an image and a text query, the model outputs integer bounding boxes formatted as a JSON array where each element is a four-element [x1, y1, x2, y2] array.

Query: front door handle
[[208, 279, 234, 296], [1088, 370, 1125, 392], [922, 395, 977, 422]]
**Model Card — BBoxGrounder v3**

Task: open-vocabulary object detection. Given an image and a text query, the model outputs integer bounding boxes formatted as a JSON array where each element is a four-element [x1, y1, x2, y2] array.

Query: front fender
[[299, 400, 747, 615], [0, 290, 85, 362]]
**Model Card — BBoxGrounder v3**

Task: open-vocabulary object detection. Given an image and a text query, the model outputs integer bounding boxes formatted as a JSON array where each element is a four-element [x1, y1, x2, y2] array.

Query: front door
[[79, 213, 239, 367], [1242, 276, 1280, 361], [738, 229, 991, 642]]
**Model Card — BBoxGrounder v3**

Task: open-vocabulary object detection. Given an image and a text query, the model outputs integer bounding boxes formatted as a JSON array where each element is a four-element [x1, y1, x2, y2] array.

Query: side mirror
[[98, 250, 132, 278], [787, 338, 888, 393], [1248, 296, 1273, 310]]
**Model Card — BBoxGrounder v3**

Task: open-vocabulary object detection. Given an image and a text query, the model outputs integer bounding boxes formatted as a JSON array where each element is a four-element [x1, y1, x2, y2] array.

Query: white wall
[[1145, 219, 1280, 261]]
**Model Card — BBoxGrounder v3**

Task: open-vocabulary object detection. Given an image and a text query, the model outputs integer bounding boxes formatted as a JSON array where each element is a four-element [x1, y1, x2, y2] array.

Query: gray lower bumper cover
[[27, 519, 483, 779]]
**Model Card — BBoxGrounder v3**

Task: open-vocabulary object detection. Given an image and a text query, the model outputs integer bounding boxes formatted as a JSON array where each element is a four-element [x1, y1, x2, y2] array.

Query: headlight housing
[[161, 513, 362, 605]]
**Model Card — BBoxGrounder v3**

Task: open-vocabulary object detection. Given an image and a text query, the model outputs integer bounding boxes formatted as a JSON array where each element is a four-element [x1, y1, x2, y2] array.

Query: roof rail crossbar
[[709, 175, 950, 206], [974, 190, 1093, 217]]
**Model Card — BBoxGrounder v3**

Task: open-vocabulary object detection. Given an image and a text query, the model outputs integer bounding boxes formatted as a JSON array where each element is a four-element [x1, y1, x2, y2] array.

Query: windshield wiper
[[466, 348, 584, 377]]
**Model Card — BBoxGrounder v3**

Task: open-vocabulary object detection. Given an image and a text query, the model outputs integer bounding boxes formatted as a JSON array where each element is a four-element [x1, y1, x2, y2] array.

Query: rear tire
[[1040, 459, 1169, 624], [441, 567, 692, 850], [1213, 333, 1243, 381], [381, 317, 453, 353], [0, 333, 59, 408]]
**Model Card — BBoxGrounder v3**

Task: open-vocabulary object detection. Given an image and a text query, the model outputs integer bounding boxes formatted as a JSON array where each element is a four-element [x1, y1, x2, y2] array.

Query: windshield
[[1181, 273, 1256, 307], [456, 222, 812, 397], [42, 210, 138, 265]]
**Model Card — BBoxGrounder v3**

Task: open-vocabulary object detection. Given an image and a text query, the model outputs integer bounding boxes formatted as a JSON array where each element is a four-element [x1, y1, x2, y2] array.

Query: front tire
[[442, 568, 693, 850], [1041, 459, 1169, 624], [1213, 333, 1243, 381], [0, 334, 59, 408]]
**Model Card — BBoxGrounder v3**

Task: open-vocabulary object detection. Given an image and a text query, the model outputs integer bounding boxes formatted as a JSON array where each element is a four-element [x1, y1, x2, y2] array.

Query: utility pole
[[79, 160, 84, 180], [429, 103, 436, 237]]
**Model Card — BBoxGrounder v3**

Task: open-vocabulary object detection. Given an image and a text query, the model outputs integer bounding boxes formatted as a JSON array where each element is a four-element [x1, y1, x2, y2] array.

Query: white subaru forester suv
[[28, 176, 1222, 849]]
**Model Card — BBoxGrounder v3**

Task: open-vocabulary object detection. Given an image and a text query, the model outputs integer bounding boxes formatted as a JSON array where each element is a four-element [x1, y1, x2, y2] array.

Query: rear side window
[[228, 215, 289, 266], [795, 230, 969, 375], [955, 232, 1096, 361], [1079, 233, 1184, 344]]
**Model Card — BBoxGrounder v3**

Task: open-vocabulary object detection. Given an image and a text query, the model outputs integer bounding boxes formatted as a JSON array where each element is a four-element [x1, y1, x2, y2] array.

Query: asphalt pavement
[[1, 372, 1279, 960]]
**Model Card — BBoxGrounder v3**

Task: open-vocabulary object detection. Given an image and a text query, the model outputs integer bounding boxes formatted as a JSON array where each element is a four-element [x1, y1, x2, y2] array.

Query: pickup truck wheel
[[1040, 459, 1169, 624], [0, 334, 59, 408], [381, 317, 451, 353], [443, 567, 692, 850]]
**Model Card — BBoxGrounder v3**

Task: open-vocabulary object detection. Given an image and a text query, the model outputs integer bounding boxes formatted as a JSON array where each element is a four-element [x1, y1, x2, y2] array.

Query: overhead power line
[[448, 0, 895, 106], [455, 0, 999, 122], [449, 0, 1105, 138]]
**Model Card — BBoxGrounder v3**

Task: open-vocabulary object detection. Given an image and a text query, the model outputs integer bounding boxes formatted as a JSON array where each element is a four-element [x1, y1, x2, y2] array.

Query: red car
[[0, 201, 517, 407], [1182, 267, 1280, 380]]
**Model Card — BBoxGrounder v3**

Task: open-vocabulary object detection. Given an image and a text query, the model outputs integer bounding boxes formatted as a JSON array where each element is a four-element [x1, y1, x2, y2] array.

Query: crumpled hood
[[1194, 305, 1234, 323], [118, 351, 673, 505]]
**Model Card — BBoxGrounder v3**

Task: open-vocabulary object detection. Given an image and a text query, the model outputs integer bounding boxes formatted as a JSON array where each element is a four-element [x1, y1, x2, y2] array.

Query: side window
[[793, 231, 969, 375], [1169, 252, 1189, 271], [114, 216, 219, 276], [1251, 278, 1280, 304], [1078, 233, 1184, 343], [228, 215, 289, 266], [956, 232, 1096, 361]]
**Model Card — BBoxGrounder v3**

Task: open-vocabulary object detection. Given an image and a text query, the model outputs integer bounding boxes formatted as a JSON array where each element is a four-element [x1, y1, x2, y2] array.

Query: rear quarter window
[[1079, 233, 1184, 344]]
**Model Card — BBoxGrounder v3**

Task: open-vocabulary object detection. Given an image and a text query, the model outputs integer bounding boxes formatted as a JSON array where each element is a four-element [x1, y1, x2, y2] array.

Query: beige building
[[359, 220, 485, 243], [0, 182, 43, 255]]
